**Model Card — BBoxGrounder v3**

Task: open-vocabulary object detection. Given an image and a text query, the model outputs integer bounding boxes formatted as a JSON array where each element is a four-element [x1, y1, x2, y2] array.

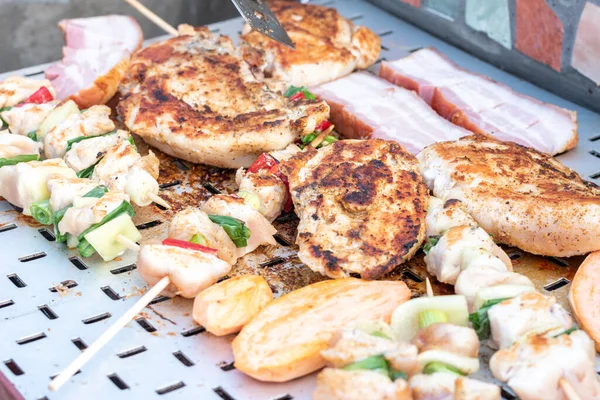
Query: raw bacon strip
[[311, 72, 470, 155], [380, 48, 578, 155]]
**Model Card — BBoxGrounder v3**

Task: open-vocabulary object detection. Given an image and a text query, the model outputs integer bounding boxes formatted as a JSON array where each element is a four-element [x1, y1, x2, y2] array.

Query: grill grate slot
[[219, 362, 235, 371], [274, 396, 293, 400], [173, 351, 195, 367], [544, 277, 570, 291], [0, 299, 15, 309], [69, 256, 88, 270], [156, 381, 186, 395], [101, 286, 121, 300], [38, 305, 58, 320], [4, 359, 24, 376], [16, 332, 47, 345], [108, 373, 130, 390], [591, 171, 600, 180], [7, 273, 27, 288], [135, 317, 157, 333], [117, 346, 147, 359], [402, 270, 424, 283], [135, 220, 163, 230], [159, 180, 181, 189], [260, 257, 285, 268], [181, 326, 205, 337], [273, 234, 292, 246], [18, 252, 46, 262], [173, 159, 190, 171], [213, 386, 236, 400], [549, 257, 569, 267], [349, 14, 363, 21], [82, 312, 112, 324], [110, 263, 136, 274], [71, 337, 88, 351], [149, 295, 171, 305], [0, 223, 17, 233], [38, 228, 55, 241], [203, 183, 222, 194], [590, 150, 600, 159], [49, 280, 78, 292], [378, 30, 393, 37], [589, 134, 600, 142], [50, 370, 80, 380]]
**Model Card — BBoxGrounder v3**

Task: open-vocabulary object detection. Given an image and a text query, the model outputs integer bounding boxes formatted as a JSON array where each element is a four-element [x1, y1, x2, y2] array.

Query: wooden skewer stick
[[148, 193, 171, 209], [116, 234, 140, 252], [124, 0, 178, 36], [310, 125, 335, 148], [560, 379, 582, 400], [49, 275, 171, 392], [425, 277, 434, 297]]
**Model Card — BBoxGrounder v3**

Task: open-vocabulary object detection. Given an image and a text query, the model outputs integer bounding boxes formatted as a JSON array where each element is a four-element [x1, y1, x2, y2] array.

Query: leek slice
[[0, 154, 38, 168], [207, 214, 251, 248]]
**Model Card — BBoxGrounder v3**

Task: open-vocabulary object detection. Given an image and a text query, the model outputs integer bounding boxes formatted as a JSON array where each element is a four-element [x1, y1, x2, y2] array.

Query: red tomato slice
[[248, 153, 278, 173], [162, 238, 219, 256], [315, 120, 332, 132], [289, 92, 306, 101], [22, 87, 54, 105]]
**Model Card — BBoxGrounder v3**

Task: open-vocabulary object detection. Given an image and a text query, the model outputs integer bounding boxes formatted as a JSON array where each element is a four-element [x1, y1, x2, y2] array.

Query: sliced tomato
[[162, 238, 219, 256], [289, 92, 306, 101], [267, 164, 294, 212], [315, 120, 332, 132], [22, 87, 54, 105], [248, 153, 278, 173]]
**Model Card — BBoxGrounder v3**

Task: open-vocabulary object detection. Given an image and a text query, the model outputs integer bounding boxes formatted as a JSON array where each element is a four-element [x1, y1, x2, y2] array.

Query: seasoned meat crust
[[241, 1, 380, 88], [281, 139, 428, 279], [118, 26, 329, 169], [418, 135, 600, 257]]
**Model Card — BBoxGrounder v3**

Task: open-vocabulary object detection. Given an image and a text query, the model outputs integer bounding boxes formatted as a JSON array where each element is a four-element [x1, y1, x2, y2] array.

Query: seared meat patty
[[281, 139, 428, 279], [418, 135, 600, 257], [241, 1, 380, 88], [118, 26, 329, 169]]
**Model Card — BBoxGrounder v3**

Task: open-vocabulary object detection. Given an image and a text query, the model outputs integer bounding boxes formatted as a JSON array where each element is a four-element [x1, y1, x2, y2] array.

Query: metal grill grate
[[1, 1, 600, 399]]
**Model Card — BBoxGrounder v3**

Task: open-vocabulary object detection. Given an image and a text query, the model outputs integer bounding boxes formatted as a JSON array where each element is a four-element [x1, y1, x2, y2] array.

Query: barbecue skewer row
[[0, 76, 170, 209], [50, 199, 278, 391], [421, 197, 598, 400]]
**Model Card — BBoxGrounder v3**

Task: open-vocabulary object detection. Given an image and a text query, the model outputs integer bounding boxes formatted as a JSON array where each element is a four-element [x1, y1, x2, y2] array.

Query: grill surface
[[1, 1, 600, 399]]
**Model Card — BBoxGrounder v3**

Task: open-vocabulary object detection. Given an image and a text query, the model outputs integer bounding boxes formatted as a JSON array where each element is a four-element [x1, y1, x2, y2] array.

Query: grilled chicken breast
[[241, 1, 380, 88], [418, 135, 600, 257], [281, 139, 428, 279], [118, 26, 329, 169]]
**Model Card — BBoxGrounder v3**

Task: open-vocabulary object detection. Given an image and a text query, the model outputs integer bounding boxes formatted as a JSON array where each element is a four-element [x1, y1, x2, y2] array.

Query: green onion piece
[[423, 361, 465, 376], [468, 298, 510, 340], [30, 200, 52, 225], [284, 85, 316, 100], [343, 355, 389, 376], [390, 370, 408, 381], [52, 185, 108, 242], [83, 185, 108, 199], [418, 310, 448, 329], [301, 133, 317, 144], [320, 135, 338, 147], [190, 233, 208, 246], [77, 200, 135, 242], [0, 154, 39, 168], [370, 331, 393, 340], [207, 215, 251, 248], [238, 190, 261, 211], [27, 131, 37, 141], [66, 130, 116, 152], [77, 157, 103, 178], [423, 237, 440, 254], [77, 238, 96, 258], [552, 325, 579, 338], [0, 106, 11, 129]]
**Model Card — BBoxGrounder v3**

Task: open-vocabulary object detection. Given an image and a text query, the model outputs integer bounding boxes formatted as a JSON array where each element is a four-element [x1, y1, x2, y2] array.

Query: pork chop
[[241, 1, 380, 88], [281, 139, 428, 279], [118, 26, 329, 169], [418, 135, 600, 257]]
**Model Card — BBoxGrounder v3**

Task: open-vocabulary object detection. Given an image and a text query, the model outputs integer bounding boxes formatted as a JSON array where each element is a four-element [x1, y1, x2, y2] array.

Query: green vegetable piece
[[418, 310, 448, 329], [52, 185, 108, 242], [0, 106, 11, 129], [77, 238, 97, 258], [423, 361, 465, 376], [30, 199, 52, 225], [0, 154, 39, 168], [207, 214, 251, 248], [77, 157, 103, 178], [553, 325, 579, 338], [301, 133, 317, 144], [27, 131, 37, 141], [370, 331, 393, 340], [390, 370, 407, 381], [320, 135, 338, 147], [65, 130, 116, 152], [423, 237, 440, 254], [77, 200, 135, 242], [342, 355, 389, 376], [190, 233, 208, 246], [468, 298, 510, 340], [284, 85, 316, 100]]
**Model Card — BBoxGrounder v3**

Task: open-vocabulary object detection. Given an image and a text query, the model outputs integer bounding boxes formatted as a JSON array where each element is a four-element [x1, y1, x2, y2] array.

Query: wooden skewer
[[425, 277, 434, 297], [49, 275, 171, 392], [124, 0, 178, 36], [148, 193, 171, 209], [560, 379, 582, 400], [116, 234, 140, 252], [310, 125, 335, 148]]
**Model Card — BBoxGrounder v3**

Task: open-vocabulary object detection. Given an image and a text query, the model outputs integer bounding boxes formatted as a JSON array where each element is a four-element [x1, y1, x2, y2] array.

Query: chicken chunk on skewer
[[137, 243, 232, 298], [64, 130, 129, 173], [490, 331, 600, 400], [0, 77, 56, 108], [1, 102, 58, 136], [46, 175, 99, 212], [202, 195, 277, 257], [314, 368, 412, 400], [168, 208, 238, 265], [409, 372, 501, 400], [44, 105, 114, 159], [425, 197, 477, 237], [0, 132, 42, 159], [488, 292, 573, 349], [0, 158, 76, 215], [411, 323, 479, 359], [235, 168, 287, 222]]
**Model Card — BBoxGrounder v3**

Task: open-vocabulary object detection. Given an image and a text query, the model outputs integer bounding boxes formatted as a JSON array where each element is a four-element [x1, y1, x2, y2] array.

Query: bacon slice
[[379, 48, 578, 155], [46, 15, 143, 108], [311, 72, 470, 155]]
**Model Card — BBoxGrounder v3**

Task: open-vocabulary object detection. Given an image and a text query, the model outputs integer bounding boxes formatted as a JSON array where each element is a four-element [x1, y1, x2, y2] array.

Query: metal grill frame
[[1, 1, 600, 399]]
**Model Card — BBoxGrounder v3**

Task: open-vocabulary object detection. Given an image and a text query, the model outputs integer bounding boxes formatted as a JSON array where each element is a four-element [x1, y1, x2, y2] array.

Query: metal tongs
[[230, 0, 295, 49]]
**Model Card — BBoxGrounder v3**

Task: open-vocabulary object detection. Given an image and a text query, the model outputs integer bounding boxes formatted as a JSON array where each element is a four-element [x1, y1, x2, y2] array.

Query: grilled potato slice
[[232, 278, 411, 382], [569, 251, 600, 351], [193, 275, 273, 336]]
